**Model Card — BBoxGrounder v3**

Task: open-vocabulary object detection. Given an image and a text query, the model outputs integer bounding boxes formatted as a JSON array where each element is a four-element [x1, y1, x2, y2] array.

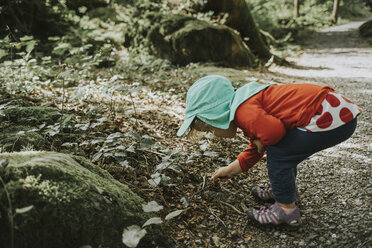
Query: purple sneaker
[[247, 203, 301, 231], [252, 186, 300, 203]]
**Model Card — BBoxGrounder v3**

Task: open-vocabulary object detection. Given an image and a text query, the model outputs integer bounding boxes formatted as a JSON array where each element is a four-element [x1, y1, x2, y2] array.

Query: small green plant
[[57, 67, 74, 114]]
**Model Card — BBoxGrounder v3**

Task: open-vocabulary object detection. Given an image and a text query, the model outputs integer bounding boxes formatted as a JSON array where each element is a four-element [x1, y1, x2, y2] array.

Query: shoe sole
[[246, 211, 301, 232]]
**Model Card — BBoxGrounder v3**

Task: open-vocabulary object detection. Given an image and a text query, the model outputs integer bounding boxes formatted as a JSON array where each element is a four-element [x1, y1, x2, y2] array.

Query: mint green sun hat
[[177, 75, 271, 136]]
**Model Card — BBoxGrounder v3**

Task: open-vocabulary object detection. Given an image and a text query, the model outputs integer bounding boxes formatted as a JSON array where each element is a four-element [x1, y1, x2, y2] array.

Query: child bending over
[[177, 75, 361, 231]]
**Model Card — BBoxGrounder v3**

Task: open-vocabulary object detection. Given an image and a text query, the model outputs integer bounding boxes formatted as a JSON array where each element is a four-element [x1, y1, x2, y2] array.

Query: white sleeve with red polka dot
[[298, 92, 362, 132]]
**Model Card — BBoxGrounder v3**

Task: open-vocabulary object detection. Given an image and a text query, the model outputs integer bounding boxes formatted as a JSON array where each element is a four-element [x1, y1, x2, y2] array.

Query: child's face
[[194, 121, 237, 138], [211, 123, 237, 138]]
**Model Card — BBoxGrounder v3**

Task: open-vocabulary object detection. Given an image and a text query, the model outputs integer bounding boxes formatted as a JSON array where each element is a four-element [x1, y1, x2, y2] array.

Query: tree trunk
[[293, 0, 300, 18], [332, 0, 341, 24], [204, 0, 272, 61]]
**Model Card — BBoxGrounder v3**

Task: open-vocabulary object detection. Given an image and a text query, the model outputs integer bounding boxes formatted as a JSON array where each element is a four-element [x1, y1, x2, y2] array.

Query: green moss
[[0, 126, 45, 152], [148, 14, 255, 67], [0, 152, 170, 248], [2, 106, 62, 126]]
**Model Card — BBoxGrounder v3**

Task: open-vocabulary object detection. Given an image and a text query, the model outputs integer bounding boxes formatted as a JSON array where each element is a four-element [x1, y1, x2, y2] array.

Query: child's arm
[[210, 139, 267, 181], [237, 139, 266, 172], [210, 160, 242, 181]]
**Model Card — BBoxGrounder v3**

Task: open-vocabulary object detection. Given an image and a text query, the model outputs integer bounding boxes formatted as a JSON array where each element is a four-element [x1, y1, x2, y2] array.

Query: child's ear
[[193, 118, 209, 131]]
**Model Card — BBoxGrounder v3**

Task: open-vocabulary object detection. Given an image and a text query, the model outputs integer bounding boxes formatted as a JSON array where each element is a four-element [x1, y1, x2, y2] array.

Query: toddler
[[177, 75, 361, 230]]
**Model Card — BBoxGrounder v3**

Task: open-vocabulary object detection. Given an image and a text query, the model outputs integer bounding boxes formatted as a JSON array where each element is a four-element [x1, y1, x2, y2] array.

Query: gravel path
[[267, 19, 372, 248]]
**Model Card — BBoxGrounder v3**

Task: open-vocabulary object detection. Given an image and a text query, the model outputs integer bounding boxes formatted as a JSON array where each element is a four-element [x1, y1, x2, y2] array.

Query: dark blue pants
[[266, 118, 357, 204]]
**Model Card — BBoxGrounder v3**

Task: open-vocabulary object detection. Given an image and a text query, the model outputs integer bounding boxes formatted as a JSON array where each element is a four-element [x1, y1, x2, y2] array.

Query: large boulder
[[359, 19, 372, 38], [148, 14, 256, 67], [0, 152, 170, 248]]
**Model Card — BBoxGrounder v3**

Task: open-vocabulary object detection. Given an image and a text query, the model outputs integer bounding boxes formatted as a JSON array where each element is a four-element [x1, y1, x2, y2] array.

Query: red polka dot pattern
[[316, 112, 333, 129], [342, 96, 354, 104], [299, 92, 361, 132], [326, 94, 340, 107], [340, 107, 353, 123]]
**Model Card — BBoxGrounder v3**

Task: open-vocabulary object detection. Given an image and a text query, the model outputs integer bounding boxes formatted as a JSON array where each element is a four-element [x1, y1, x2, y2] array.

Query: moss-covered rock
[[0, 126, 45, 152], [0, 106, 75, 152], [1, 106, 62, 126], [148, 14, 256, 67], [0, 152, 170, 248], [359, 19, 372, 38]]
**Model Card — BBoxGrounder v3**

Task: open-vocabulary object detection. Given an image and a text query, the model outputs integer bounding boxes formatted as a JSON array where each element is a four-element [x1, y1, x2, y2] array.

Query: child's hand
[[210, 166, 232, 181], [210, 160, 243, 181], [252, 139, 266, 154]]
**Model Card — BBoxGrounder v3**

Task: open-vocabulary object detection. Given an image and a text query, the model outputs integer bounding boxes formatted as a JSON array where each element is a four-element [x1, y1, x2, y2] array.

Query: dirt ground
[[156, 19, 372, 248]]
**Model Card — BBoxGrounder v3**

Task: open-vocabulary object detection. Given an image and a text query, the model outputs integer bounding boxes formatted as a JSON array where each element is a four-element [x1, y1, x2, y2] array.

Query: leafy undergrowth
[[0, 51, 308, 246]]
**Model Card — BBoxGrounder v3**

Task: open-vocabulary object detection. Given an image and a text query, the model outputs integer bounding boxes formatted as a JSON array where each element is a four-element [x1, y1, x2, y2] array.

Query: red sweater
[[234, 83, 333, 172]]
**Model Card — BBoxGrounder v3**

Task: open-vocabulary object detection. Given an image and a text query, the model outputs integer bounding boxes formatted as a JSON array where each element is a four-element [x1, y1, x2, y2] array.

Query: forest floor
[[153, 18, 372, 248], [2, 18, 371, 247]]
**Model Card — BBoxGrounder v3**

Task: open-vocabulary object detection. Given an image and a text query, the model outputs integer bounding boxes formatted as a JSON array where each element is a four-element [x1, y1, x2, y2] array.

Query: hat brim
[[177, 116, 196, 136]]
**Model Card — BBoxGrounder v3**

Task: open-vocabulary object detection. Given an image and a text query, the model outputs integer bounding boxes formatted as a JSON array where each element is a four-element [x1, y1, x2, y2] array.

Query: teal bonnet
[[177, 75, 270, 136]]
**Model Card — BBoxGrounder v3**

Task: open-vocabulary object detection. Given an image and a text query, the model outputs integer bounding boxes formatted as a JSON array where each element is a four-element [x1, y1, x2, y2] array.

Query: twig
[[208, 207, 226, 228], [129, 92, 138, 126], [142, 155, 151, 177], [61, 78, 65, 114], [202, 175, 206, 190], [219, 201, 243, 215], [220, 185, 237, 195], [191, 177, 212, 197], [6, 25, 18, 42], [109, 94, 116, 121]]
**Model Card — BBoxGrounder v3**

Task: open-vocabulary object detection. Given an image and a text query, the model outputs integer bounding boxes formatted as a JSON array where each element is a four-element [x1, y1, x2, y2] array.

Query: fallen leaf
[[122, 225, 146, 248], [142, 217, 163, 227]]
